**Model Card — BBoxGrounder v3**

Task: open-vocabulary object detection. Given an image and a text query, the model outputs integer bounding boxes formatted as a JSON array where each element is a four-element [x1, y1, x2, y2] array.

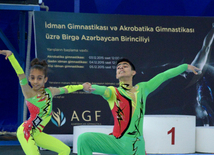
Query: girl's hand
[[82, 82, 95, 93], [0, 50, 12, 60]]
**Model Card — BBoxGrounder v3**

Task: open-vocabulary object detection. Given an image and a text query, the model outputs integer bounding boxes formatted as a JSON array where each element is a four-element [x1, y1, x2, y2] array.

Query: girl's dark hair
[[30, 58, 48, 77]]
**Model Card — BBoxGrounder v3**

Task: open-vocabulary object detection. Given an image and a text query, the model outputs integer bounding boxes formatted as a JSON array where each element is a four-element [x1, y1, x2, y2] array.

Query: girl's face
[[29, 69, 48, 91]]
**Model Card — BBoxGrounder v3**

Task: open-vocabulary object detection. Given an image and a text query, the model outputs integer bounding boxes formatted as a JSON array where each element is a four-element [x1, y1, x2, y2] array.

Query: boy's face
[[116, 61, 136, 79]]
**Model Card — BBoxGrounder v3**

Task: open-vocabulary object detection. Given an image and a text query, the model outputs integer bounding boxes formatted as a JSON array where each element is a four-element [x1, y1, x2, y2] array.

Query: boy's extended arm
[[91, 85, 112, 100], [145, 64, 188, 95]]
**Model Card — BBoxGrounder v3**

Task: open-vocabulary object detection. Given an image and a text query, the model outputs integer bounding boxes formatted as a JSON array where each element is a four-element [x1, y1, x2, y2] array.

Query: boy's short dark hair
[[117, 58, 136, 71]]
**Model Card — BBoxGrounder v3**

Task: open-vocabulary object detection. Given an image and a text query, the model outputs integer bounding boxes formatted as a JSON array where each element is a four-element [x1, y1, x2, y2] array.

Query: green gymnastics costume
[[77, 64, 188, 155], [8, 53, 83, 155]]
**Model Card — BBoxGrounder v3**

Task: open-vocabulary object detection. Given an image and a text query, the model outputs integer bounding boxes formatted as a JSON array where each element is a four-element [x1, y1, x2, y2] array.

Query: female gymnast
[[0, 50, 86, 155]]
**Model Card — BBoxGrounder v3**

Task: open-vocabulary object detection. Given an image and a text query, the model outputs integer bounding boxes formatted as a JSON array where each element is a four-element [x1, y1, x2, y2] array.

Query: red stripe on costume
[[23, 101, 40, 142], [27, 101, 40, 114], [37, 127, 42, 132], [39, 124, 45, 128], [37, 124, 45, 132], [111, 88, 132, 138]]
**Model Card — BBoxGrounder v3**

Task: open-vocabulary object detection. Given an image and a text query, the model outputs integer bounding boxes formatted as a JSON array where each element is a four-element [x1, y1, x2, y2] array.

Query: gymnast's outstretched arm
[[0, 50, 36, 99]]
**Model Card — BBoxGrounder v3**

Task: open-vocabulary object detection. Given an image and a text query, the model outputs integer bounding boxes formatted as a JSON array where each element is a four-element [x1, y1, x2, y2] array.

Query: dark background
[[1, 0, 214, 132]]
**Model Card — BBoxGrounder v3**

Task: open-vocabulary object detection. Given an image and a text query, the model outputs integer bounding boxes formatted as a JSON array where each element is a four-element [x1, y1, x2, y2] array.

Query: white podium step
[[196, 126, 214, 153], [72, 115, 196, 154], [143, 115, 196, 154]]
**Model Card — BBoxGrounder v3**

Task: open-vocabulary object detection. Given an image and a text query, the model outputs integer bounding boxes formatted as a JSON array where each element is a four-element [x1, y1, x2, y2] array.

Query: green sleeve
[[91, 85, 113, 100], [8, 53, 24, 75], [144, 64, 188, 95], [63, 84, 83, 93]]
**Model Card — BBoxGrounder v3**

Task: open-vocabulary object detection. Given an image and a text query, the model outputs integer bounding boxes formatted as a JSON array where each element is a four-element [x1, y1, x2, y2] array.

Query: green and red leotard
[[77, 64, 188, 155]]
